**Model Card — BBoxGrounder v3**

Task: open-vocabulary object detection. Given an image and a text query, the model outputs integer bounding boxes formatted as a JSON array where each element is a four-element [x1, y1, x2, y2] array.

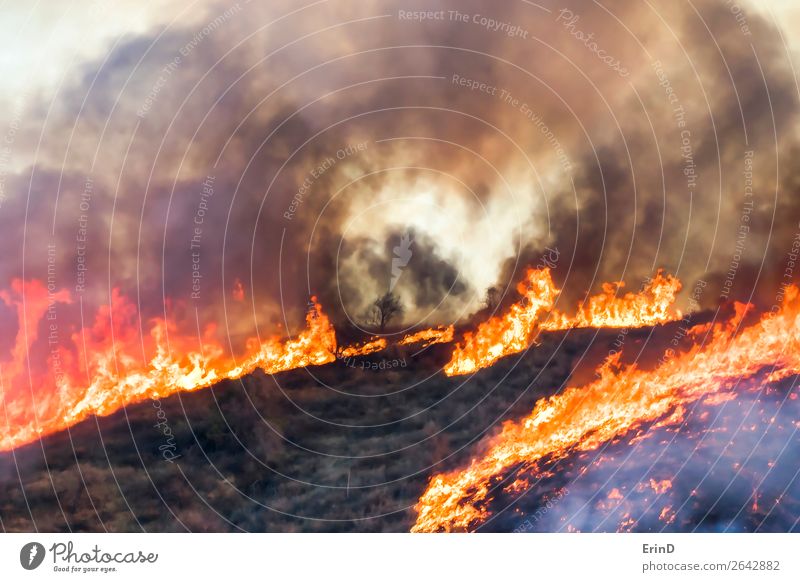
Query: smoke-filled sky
[[2, 0, 800, 349]]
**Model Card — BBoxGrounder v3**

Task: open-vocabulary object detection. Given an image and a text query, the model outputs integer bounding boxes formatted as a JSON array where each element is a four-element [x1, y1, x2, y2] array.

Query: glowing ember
[[649, 479, 673, 495], [608, 488, 624, 500], [399, 326, 454, 347], [658, 505, 676, 525], [412, 286, 800, 532], [0, 285, 336, 452], [443, 268, 560, 376]]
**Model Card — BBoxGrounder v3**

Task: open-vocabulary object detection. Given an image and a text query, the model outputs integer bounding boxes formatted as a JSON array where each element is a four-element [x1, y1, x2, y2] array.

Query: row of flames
[[413, 285, 800, 532], [2, 268, 799, 534], [0, 281, 341, 452], [0, 278, 455, 452], [0, 268, 691, 452], [443, 268, 682, 375]]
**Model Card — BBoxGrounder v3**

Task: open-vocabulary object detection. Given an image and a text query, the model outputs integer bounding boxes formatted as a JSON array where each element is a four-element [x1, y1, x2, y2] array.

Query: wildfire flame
[[399, 325, 455, 347], [0, 283, 336, 452], [339, 337, 388, 358], [412, 286, 800, 532], [443, 269, 560, 376], [539, 270, 682, 331], [444, 269, 682, 377]]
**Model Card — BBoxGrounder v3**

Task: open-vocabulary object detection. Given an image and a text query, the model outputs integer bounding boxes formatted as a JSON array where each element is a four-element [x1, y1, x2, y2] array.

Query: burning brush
[[412, 286, 800, 532]]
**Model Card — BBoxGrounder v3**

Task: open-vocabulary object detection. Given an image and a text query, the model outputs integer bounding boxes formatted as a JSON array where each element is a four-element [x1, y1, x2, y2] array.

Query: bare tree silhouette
[[368, 291, 404, 333]]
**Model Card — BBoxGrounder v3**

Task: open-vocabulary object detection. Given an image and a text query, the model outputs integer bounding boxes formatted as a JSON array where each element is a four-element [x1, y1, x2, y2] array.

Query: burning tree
[[368, 291, 404, 333]]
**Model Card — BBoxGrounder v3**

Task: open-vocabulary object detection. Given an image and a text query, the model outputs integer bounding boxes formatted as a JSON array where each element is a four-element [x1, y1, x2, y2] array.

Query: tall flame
[[443, 269, 560, 376], [412, 286, 800, 532], [0, 284, 336, 452], [540, 270, 682, 330], [444, 269, 682, 376]]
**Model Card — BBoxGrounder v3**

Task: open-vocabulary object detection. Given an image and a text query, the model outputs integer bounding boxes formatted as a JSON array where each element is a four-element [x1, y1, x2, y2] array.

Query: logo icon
[[390, 230, 413, 291], [20, 542, 46, 570]]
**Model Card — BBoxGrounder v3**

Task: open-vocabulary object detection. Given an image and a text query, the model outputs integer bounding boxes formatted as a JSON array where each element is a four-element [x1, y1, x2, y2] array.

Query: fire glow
[[399, 325, 455, 347], [444, 268, 682, 376], [0, 269, 685, 451], [0, 281, 451, 452], [0, 281, 336, 452], [411, 286, 800, 532], [539, 270, 682, 331], [443, 269, 561, 376], [339, 338, 388, 358]]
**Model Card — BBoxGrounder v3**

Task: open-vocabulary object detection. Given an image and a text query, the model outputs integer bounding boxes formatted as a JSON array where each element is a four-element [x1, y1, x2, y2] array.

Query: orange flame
[[540, 270, 682, 330], [444, 269, 682, 376], [412, 286, 800, 532], [399, 325, 455, 347], [339, 337, 388, 358], [0, 285, 336, 452], [443, 268, 560, 376]]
